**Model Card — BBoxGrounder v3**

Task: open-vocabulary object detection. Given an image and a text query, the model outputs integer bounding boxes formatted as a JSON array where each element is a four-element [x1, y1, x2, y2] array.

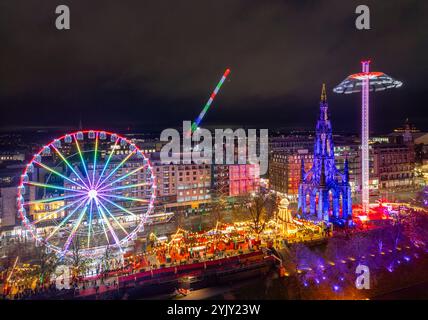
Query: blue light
[[298, 85, 352, 223]]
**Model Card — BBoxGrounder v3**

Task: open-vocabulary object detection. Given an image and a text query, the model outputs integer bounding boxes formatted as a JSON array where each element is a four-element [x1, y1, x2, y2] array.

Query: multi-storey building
[[269, 134, 314, 154], [0, 150, 25, 163], [334, 144, 362, 194], [372, 143, 415, 190], [176, 164, 211, 203], [0, 186, 20, 237], [149, 155, 212, 215], [0, 167, 23, 238], [213, 164, 260, 197], [268, 150, 313, 198]]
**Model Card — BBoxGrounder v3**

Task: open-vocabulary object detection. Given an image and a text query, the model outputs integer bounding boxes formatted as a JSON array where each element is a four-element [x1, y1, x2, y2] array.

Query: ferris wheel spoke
[[34, 160, 87, 191], [97, 195, 136, 217], [97, 208, 111, 246], [51, 145, 90, 190], [97, 193, 150, 203], [95, 199, 121, 246], [97, 163, 149, 192], [87, 199, 94, 249], [24, 193, 86, 206], [74, 134, 91, 188], [32, 196, 86, 225], [97, 149, 137, 189], [61, 198, 91, 254], [100, 182, 150, 193], [97, 199, 129, 236], [46, 197, 89, 241], [91, 132, 99, 187], [94, 137, 120, 189], [24, 181, 88, 195]]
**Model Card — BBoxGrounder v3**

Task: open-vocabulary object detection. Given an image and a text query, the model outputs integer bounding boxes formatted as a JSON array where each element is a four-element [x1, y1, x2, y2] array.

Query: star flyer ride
[[191, 68, 231, 133], [333, 60, 402, 214], [16, 130, 156, 257]]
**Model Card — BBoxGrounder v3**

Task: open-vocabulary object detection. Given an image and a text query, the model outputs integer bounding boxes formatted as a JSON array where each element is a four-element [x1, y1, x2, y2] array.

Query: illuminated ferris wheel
[[16, 130, 156, 256]]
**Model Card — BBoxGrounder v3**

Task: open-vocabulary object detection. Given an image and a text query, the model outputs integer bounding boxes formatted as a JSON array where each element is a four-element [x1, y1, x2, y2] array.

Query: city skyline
[[1, 1, 428, 303]]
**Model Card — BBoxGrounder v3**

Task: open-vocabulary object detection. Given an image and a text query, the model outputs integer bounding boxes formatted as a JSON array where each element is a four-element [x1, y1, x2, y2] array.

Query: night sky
[[1, 0, 427, 133]]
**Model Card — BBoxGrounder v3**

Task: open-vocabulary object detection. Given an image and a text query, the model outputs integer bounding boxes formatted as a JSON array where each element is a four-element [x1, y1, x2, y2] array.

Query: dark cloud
[[0, 0, 427, 132]]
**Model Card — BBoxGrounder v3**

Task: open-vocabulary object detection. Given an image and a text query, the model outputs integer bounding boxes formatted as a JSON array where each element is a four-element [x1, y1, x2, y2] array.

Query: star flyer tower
[[333, 60, 402, 214]]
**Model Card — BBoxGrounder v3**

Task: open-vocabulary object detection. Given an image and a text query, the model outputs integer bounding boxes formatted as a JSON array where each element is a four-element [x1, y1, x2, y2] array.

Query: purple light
[[333, 285, 340, 292], [403, 256, 410, 262]]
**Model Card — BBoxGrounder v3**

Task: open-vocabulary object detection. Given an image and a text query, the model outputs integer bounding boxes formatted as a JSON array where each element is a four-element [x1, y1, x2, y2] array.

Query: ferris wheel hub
[[88, 189, 98, 199]]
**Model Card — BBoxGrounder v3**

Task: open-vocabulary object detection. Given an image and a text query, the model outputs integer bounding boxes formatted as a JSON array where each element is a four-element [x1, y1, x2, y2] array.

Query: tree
[[230, 195, 249, 222], [69, 237, 91, 278], [1, 242, 21, 272], [210, 196, 227, 225], [101, 246, 114, 272], [32, 245, 59, 285], [248, 194, 275, 240], [175, 212, 186, 230], [265, 193, 280, 221]]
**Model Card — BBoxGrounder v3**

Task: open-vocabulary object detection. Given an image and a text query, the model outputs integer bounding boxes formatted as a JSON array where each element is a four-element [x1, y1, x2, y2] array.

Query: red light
[[349, 71, 384, 79]]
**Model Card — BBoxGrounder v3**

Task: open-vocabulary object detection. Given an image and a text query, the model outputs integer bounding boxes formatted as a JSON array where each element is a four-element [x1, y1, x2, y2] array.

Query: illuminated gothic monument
[[298, 85, 352, 224]]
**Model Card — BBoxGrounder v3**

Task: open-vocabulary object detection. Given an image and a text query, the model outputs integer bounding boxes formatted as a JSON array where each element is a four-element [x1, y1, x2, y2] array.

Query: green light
[[95, 137, 120, 188], [52, 145, 89, 190], [74, 135, 91, 186]]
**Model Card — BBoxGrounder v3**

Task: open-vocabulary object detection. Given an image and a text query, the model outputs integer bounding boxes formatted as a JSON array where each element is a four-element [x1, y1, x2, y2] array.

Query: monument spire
[[320, 83, 328, 121], [321, 83, 327, 103]]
